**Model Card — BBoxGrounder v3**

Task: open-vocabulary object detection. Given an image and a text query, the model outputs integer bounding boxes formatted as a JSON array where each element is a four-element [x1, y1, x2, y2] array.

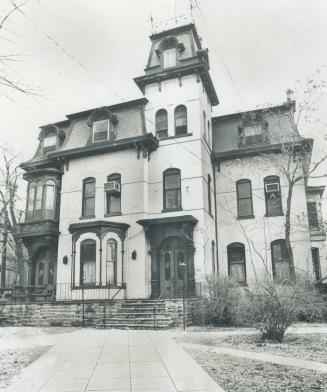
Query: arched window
[[162, 39, 177, 68], [80, 239, 96, 285], [211, 241, 216, 275], [163, 168, 181, 210], [236, 179, 253, 218], [106, 174, 121, 215], [82, 177, 95, 217], [174, 105, 187, 135], [227, 243, 246, 283], [106, 239, 117, 285], [155, 109, 168, 139], [271, 239, 290, 281], [264, 176, 282, 216]]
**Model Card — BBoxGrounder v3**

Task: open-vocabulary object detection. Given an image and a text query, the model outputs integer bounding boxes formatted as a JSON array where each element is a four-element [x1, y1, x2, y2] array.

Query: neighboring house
[[16, 23, 326, 301]]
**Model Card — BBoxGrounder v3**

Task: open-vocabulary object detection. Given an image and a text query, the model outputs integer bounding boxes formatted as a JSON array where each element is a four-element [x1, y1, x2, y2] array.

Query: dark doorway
[[159, 237, 187, 298], [34, 248, 54, 287]]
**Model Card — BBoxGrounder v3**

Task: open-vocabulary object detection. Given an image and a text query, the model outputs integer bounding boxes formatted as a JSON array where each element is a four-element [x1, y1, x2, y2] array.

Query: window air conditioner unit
[[104, 181, 120, 193], [265, 183, 279, 193]]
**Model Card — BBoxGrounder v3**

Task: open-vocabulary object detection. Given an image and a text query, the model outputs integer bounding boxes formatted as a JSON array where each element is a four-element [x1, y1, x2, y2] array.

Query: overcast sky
[[1, 0, 327, 175]]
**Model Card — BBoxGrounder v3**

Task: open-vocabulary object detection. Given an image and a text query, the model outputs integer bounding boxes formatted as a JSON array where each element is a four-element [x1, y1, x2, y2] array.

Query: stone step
[[121, 305, 166, 311], [101, 316, 172, 323], [106, 311, 167, 317], [97, 322, 173, 330]]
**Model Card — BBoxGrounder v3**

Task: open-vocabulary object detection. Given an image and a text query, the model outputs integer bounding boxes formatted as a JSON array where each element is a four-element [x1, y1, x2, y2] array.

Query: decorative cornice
[[69, 220, 130, 242], [137, 215, 198, 228]]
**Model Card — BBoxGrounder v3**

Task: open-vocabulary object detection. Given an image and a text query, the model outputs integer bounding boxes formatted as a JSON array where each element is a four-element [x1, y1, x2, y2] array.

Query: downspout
[[212, 159, 219, 275]]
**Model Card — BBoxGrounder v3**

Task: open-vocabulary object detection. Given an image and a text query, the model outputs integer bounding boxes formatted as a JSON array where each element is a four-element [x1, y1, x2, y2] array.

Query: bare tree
[[0, 145, 25, 286]]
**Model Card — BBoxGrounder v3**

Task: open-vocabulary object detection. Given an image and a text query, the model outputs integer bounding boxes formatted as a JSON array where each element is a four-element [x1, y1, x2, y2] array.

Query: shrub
[[204, 276, 251, 326], [245, 275, 327, 342]]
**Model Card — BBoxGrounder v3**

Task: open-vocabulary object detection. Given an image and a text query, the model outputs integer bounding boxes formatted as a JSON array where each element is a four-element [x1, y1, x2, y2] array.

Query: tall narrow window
[[163, 168, 181, 210], [236, 179, 253, 218], [307, 202, 319, 228], [82, 177, 95, 217], [80, 239, 96, 285], [211, 241, 216, 275], [26, 182, 36, 220], [311, 248, 321, 281], [271, 239, 290, 281], [106, 239, 117, 285], [208, 120, 211, 146], [208, 174, 212, 215], [227, 243, 246, 283], [163, 47, 176, 68], [174, 105, 187, 135], [264, 176, 282, 216], [44, 180, 55, 219], [155, 109, 168, 139], [34, 181, 43, 218], [203, 111, 207, 140], [106, 174, 121, 215]]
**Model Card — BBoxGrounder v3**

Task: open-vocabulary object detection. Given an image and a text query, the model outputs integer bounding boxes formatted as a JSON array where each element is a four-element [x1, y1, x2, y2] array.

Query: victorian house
[[16, 23, 326, 301]]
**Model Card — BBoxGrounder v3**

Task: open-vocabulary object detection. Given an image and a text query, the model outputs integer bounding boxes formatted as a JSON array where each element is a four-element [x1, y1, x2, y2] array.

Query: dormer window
[[93, 119, 110, 142], [163, 47, 176, 68], [88, 107, 118, 143], [239, 113, 269, 146], [43, 131, 56, 148]]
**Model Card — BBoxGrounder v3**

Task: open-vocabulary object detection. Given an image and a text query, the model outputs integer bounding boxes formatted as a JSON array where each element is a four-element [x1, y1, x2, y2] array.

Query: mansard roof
[[22, 98, 148, 167], [212, 101, 302, 161]]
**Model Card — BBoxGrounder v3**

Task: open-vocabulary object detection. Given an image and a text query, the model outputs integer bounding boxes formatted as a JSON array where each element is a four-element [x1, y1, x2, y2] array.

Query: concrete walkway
[[5, 329, 225, 392], [183, 342, 327, 373]]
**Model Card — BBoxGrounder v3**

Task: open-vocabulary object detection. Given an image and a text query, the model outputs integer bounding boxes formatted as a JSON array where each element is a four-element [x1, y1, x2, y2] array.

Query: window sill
[[237, 215, 255, 220], [104, 212, 122, 217], [159, 133, 193, 141], [265, 213, 284, 217], [162, 207, 183, 213], [79, 215, 95, 220]]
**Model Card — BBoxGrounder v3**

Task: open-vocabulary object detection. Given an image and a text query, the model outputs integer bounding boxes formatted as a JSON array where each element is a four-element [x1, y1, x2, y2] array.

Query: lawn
[[0, 327, 77, 391], [176, 328, 327, 392]]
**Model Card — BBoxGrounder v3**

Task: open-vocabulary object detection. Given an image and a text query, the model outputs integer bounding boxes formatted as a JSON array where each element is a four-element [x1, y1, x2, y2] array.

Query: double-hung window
[[163, 169, 181, 210], [236, 179, 253, 218], [82, 178, 95, 217]]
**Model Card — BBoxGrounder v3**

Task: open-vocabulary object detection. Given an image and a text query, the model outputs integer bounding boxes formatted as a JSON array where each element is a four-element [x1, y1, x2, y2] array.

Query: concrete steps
[[96, 300, 175, 330]]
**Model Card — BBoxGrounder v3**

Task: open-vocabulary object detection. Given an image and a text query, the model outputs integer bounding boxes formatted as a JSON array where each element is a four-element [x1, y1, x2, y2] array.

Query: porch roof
[[136, 215, 198, 228]]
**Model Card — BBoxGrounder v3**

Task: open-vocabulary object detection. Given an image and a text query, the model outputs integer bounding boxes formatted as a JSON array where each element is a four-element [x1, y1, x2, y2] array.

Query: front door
[[159, 237, 187, 298], [35, 248, 54, 287]]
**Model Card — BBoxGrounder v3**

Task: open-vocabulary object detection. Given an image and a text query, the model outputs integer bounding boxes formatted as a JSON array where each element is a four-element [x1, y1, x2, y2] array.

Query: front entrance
[[34, 248, 54, 287], [159, 237, 187, 298]]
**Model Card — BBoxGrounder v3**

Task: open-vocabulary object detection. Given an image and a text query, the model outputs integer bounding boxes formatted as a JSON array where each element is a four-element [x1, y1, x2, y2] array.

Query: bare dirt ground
[[0, 327, 77, 391]]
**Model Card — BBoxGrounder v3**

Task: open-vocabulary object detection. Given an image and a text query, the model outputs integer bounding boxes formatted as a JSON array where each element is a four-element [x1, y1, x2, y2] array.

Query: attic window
[[44, 132, 56, 147], [93, 119, 110, 142], [239, 114, 269, 146], [163, 48, 176, 68]]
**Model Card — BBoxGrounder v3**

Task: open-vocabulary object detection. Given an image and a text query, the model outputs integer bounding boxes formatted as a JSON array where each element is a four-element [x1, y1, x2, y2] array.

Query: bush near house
[[202, 275, 327, 341]]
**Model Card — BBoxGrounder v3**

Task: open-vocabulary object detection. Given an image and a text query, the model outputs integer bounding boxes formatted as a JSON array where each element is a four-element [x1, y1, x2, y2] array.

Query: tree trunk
[[1, 229, 7, 287], [285, 182, 296, 281]]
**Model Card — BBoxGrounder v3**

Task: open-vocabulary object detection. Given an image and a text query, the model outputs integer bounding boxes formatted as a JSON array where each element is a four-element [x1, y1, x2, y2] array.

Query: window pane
[[307, 202, 319, 227], [163, 48, 176, 68], [44, 134, 56, 147], [106, 239, 117, 284], [230, 263, 245, 283], [27, 184, 35, 212], [84, 181, 95, 196], [45, 182, 55, 209], [165, 173, 179, 189], [165, 189, 180, 209], [107, 193, 120, 213], [37, 262, 44, 286], [177, 252, 185, 280], [238, 182, 251, 198], [83, 261, 96, 284], [275, 260, 290, 280], [238, 199, 252, 217], [267, 193, 282, 215], [84, 197, 95, 216], [164, 253, 171, 280], [81, 242, 96, 262], [35, 183, 43, 210], [156, 110, 168, 132]]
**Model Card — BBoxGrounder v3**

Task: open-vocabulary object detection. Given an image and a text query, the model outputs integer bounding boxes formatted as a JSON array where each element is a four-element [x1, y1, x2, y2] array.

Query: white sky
[[1, 0, 327, 196]]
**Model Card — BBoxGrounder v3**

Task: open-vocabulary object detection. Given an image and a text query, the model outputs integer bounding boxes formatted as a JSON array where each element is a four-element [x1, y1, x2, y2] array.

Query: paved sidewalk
[[183, 342, 327, 373], [5, 329, 225, 392]]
